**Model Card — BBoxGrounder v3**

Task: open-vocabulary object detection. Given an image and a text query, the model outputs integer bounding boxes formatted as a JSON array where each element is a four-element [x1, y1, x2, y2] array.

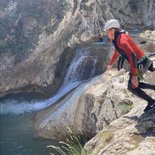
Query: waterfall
[[0, 45, 103, 115], [63, 47, 99, 85]]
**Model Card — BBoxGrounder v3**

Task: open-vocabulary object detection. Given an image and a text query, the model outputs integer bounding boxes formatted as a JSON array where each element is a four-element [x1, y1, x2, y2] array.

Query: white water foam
[[0, 46, 99, 115], [0, 81, 81, 115]]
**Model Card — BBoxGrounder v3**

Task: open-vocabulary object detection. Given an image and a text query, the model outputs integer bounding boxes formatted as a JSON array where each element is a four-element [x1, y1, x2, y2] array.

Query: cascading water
[[62, 47, 99, 85], [0, 43, 106, 155], [0, 45, 103, 115]]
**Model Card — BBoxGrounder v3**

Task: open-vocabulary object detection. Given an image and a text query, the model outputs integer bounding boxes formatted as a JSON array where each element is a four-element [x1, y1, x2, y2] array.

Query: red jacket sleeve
[[109, 49, 119, 66], [118, 40, 137, 76]]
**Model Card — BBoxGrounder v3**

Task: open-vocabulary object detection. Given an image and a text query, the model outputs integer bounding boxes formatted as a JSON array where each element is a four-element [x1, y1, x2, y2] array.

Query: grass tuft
[[47, 127, 89, 155]]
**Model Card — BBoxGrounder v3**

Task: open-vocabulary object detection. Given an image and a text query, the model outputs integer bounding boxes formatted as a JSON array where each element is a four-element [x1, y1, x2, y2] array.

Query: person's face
[[106, 29, 115, 41]]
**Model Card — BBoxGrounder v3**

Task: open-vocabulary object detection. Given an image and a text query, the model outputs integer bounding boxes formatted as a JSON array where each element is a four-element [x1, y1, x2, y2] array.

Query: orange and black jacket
[[109, 31, 145, 76]]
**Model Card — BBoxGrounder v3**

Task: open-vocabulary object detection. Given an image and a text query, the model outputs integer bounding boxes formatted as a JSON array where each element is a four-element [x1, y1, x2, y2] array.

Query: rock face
[[1, 0, 155, 153], [34, 68, 155, 146], [138, 30, 155, 53], [0, 0, 79, 97], [0, 0, 155, 97], [34, 69, 134, 139], [83, 95, 155, 155], [82, 70, 155, 155]]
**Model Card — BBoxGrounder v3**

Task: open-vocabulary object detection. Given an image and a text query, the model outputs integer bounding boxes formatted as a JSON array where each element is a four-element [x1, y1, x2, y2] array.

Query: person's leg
[[138, 82, 155, 90], [128, 77, 155, 106], [128, 86, 154, 103]]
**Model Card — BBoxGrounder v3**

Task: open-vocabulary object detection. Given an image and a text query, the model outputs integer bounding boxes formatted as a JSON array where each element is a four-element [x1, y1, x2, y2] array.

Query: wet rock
[[34, 69, 134, 140], [1, 0, 155, 97]]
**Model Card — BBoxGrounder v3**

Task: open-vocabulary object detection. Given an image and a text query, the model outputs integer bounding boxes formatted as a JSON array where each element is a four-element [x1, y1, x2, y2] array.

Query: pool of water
[[0, 113, 60, 155]]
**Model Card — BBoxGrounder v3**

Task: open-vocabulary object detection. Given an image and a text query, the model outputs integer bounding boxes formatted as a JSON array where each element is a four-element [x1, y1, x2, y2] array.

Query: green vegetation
[[119, 104, 133, 113], [118, 101, 133, 113], [122, 88, 128, 94], [97, 130, 114, 143], [47, 128, 89, 155], [127, 134, 144, 151], [88, 130, 114, 155]]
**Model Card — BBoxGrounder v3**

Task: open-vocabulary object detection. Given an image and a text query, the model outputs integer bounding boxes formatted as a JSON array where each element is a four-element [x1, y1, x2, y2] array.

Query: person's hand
[[131, 75, 139, 89], [107, 65, 112, 70]]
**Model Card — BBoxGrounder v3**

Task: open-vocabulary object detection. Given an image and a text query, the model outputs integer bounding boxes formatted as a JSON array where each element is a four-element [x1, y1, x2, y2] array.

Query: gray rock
[[0, 0, 155, 97], [83, 72, 155, 155], [34, 69, 134, 140]]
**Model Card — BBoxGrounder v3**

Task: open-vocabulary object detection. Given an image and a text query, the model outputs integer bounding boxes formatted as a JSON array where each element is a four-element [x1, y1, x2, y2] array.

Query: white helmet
[[104, 19, 120, 31]]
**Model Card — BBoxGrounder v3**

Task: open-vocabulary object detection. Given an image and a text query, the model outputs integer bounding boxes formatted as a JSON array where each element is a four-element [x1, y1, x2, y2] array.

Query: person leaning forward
[[104, 19, 155, 112]]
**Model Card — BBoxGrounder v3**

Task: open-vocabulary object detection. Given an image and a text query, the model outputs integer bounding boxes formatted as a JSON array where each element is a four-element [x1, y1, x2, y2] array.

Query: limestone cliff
[[34, 69, 133, 139], [33, 31, 155, 154], [82, 69, 155, 155], [0, 0, 155, 97], [1, 1, 155, 154], [83, 98, 155, 155]]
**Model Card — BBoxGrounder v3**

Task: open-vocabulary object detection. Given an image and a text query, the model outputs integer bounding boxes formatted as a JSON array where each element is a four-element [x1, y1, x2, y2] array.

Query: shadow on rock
[[123, 110, 155, 137]]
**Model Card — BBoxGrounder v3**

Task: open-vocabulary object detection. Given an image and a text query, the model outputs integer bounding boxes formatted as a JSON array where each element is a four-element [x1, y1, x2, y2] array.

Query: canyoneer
[[104, 19, 155, 112]]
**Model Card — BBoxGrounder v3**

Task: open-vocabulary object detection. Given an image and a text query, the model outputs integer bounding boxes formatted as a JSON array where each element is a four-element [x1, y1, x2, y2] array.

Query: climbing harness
[[117, 52, 155, 80]]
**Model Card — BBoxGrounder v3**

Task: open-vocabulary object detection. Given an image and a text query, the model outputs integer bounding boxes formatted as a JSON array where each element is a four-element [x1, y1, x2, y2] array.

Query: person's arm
[[108, 49, 119, 68]]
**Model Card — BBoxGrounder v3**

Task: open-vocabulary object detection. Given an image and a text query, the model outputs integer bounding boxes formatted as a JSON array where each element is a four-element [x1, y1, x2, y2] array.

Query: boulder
[[83, 71, 155, 155], [83, 105, 155, 155], [34, 69, 134, 140]]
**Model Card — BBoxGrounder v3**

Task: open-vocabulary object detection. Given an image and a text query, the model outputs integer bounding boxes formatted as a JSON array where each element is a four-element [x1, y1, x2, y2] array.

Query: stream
[[0, 44, 106, 155]]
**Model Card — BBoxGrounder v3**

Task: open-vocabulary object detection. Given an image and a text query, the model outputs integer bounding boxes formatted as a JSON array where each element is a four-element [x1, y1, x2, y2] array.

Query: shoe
[[144, 102, 155, 112]]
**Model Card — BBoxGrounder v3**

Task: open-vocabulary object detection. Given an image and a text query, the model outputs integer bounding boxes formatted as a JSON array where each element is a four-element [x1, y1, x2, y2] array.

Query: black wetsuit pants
[[128, 63, 155, 105]]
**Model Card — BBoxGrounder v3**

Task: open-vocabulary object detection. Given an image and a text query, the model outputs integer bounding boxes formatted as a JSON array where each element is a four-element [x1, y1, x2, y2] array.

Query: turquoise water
[[0, 113, 60, 155]]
